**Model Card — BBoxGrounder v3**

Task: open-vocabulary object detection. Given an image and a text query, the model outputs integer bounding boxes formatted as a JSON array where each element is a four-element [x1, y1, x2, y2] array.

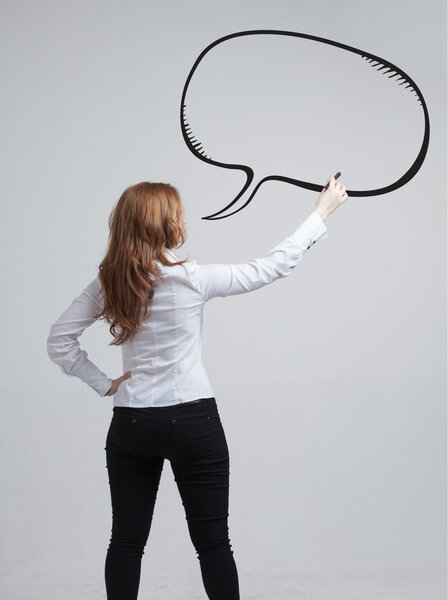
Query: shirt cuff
[[73, 359, 113, 397], [290, 211, 328, 250]]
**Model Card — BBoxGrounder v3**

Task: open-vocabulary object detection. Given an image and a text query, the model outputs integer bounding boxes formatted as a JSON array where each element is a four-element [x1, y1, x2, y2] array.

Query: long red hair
[[94, 182, 189, 345]]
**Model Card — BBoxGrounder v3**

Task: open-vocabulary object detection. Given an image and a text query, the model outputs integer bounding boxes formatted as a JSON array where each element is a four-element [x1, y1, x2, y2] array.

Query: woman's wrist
[[313, 208, 327, 223]]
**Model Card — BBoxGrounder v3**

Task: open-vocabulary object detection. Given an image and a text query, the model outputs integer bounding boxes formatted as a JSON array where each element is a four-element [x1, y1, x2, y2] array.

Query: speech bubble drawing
[[179, 29, 430, 220]]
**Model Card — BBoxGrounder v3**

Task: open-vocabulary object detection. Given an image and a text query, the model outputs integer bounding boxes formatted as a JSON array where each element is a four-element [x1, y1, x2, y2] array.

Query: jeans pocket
[[105, 413, 137, 454], [181, 412, 226, 461]]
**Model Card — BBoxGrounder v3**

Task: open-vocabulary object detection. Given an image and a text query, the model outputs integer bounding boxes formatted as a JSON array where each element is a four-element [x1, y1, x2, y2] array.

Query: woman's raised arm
[[192, 210, 328, 302]]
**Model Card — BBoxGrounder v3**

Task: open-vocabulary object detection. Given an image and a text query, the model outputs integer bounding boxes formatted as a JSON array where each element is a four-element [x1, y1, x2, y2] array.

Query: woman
[[46, 176, 347, 600]]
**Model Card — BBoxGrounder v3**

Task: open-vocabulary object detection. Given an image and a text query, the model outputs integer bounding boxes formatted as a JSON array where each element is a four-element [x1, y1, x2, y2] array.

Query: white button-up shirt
[[47, 211, 328, 407]]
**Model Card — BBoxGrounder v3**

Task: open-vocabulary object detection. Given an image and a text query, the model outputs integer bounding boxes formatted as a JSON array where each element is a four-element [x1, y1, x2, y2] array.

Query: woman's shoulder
[[164, 248, 199, 269]]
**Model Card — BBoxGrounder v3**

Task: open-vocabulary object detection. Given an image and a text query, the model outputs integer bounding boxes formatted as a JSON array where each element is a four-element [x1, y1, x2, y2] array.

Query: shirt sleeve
[[193, 211, 328, 302], [46, 276, 113, 397]]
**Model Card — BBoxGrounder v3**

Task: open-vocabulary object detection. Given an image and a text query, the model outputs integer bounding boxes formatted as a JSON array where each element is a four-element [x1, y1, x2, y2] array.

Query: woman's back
[[116, 248, 214, 406]]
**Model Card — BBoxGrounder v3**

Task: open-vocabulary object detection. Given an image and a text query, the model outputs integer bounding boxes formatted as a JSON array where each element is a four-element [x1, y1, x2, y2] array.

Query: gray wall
[[1, 0, 445, 598]]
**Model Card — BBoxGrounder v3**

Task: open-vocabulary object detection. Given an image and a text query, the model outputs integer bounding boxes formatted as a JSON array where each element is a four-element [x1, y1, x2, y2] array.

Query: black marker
[[324, 171, 341, 190]]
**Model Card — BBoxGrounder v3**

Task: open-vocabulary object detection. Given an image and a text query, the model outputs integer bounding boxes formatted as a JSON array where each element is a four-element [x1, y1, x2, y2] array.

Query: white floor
[[1, 562, 445, 599]]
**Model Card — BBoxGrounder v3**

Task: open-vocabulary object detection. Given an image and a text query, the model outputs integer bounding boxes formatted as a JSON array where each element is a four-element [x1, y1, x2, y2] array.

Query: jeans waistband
[[113, 396, 216, 414]]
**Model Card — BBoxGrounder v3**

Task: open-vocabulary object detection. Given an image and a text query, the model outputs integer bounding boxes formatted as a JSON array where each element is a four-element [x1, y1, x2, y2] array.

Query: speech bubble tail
[[201, 171, 264, 220]]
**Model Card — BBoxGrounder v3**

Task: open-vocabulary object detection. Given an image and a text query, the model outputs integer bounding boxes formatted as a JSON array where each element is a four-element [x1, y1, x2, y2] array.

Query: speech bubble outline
[[179, 29, 430, 220]]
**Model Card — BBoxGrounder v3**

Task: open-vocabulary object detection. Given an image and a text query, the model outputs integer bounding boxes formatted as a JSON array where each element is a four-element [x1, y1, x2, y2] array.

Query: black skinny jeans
[[104, 396, 240, 600]]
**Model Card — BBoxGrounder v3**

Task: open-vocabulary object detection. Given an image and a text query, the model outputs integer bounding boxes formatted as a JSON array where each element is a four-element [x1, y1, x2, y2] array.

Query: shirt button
[[171, 418, 176, 423], [131, 418, 136, 423]]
